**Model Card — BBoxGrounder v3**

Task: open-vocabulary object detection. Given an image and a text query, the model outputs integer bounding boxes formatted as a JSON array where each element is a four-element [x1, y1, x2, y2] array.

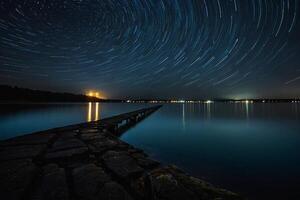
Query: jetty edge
[[0, 105, 243, 200]]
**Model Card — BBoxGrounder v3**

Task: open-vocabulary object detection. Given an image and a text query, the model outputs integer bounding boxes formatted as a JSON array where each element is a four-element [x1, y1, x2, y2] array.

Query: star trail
[[0, 0, 300, 99]]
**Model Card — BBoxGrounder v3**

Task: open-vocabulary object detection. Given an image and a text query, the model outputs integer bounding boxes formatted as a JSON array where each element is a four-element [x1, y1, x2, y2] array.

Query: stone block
[[98, 182, 133, 200], [49, 138, 86, 152], [0, 144, 47, 161], [72, 164, 111, 200], [0, 133, 55, 147], [40, 164, 69, 200], [0, 159, 38, 200], [102, 151, 143, 179], [45, 147, 88, 160]]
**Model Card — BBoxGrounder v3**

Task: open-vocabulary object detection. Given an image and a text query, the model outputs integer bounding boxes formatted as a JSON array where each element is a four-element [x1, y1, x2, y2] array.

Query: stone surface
[[150, 172, 198, 200], [80, 128, 99, 134], [40, 164, 69, 200], [102, 151, 144, 179], [80, 132, 106, 142], [148, 166, 242, 200], [73, 164, 111, 200], [0, 159, 38, 200], [0, 144, 47, 161], [88, 137, 124, 153], [50, 138, 86, 152], [45, 147, 89, 160], [57, 132, 77, 139], [98, 182, 134, 200], [130, 152, 160, 169], [0, 133, 55, 147], [170, 166, 242, 200]]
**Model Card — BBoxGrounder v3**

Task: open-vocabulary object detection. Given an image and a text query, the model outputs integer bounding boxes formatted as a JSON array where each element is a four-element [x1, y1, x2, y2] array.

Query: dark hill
[[0, 85, 102, 102]]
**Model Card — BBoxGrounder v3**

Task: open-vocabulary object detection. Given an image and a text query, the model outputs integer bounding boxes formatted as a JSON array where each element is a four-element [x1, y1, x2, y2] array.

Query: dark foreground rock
[[0, 106, 243, 200]]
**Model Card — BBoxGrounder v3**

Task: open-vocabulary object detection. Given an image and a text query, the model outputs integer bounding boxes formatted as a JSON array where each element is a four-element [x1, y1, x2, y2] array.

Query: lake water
[[1, 102, 300, 199]]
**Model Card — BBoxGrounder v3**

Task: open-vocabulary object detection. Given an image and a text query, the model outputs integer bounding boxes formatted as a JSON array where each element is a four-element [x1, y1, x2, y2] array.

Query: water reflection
[[95, 102, 99, 121], [206, 102, 211, 119], [122, 103, 300, 200], [87, 102, 92, 122], [245, 102, 249, 119], [87, 102, 100, 122], [182, 103, 186, 130]]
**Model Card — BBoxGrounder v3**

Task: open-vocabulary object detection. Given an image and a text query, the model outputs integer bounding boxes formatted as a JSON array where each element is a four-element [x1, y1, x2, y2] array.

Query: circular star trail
[[0, 0, 300, 98]]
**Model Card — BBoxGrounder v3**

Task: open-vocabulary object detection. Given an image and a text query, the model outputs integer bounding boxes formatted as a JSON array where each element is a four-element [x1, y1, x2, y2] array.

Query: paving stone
[[0, 144, 47, 161], [80, 128, 99, 134], [88, 138, 121, 153], [40, 164, 69, 200], [49, 138, 86, 152], [129, 175, 149, 199], [0, 159, 38, 200], [45, 147, 88, 160], [80, 133, 105, 142], [165, 165, 242, 200], [73, 163, 111, 200], [97, 182, 134, 200], [0, 133, 55, 147], [136, 157, 160, 169], [99, 182, 133, 200], [149, 170, 198, 200], [58, 132, 77, 139], [130, 152, 160, 169], [102, 151, 143, 179], [147, 166, 242, 200]]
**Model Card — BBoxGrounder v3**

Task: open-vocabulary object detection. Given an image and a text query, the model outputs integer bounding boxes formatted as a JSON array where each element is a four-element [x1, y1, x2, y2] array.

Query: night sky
[[0, 0, 300, 99]]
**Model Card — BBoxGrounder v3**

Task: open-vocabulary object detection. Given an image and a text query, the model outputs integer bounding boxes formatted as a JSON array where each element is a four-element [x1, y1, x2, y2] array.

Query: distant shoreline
[[1, 85, 299, 103], [0, 85, 124, 103]]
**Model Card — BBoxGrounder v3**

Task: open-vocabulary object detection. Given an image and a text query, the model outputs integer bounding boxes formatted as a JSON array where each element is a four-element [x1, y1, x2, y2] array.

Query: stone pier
[[0, 105, 242, 200]]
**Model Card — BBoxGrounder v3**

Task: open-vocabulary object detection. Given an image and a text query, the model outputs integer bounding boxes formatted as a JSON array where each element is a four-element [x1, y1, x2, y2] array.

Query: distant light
[[86, 90, 105, 99], [88, 92, 94, 97], [205, 100, 213, 104]]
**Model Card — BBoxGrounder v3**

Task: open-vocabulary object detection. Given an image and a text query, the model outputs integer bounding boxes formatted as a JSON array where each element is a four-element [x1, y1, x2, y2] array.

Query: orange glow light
[[86, 90, 106, 99]]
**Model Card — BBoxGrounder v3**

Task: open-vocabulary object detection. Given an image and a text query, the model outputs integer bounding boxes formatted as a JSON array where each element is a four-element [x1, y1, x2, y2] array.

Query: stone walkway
[[0, 106, 242, 200]]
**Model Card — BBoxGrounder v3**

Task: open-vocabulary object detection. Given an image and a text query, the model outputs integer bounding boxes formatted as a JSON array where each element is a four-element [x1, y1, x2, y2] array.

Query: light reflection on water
[[0, 102, 147, 139], [87, 102, 100, 122], [121, 103, 300, 200]]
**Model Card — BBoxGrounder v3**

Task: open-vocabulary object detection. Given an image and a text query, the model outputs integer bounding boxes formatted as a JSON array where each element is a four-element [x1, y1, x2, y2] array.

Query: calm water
[[1, 102, 300, 199], [0, 103, 147, 139]]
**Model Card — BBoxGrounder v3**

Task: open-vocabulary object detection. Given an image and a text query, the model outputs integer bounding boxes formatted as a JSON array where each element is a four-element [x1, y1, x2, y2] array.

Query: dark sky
[[0, 0, 300, 99]]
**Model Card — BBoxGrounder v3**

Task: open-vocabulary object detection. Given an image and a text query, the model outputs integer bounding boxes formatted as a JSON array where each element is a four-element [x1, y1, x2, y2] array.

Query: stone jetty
[[0, 105, 242, 200]]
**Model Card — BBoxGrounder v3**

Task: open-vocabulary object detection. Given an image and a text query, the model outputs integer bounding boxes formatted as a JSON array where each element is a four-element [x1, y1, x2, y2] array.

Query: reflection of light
[[182, 103, 186, 130], [95, 102, 99, 121], [245, 102, 249, 119], [87, 102, 92, 122], [206, 102, 211, 119]]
